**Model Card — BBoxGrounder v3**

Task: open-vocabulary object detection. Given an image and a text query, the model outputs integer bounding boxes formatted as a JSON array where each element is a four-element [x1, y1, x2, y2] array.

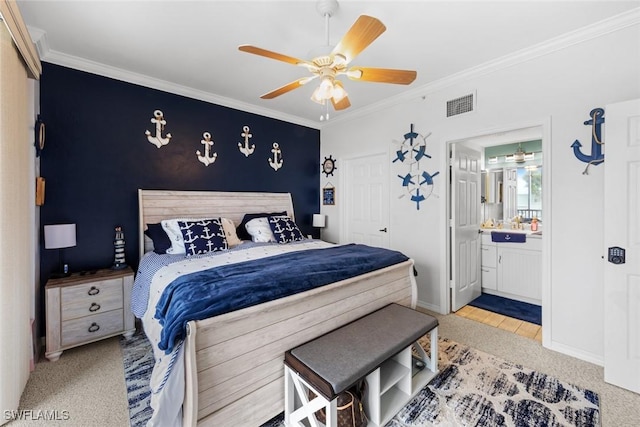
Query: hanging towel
[[491, 231, 526, 243]]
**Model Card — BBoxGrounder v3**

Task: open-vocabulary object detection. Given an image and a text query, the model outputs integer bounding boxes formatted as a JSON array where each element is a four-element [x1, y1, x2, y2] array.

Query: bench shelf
[[364, 334, 438, 427]]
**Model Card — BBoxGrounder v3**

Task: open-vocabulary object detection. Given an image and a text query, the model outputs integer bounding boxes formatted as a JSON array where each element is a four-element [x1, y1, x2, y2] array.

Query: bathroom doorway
[[443, 120, 550, 347]]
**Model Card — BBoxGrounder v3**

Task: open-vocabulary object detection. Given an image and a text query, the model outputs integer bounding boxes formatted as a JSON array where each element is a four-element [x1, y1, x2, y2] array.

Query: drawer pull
[[88, 323, 100, 333], [89, 303, 101, 312], [87, 286, 100, 296]]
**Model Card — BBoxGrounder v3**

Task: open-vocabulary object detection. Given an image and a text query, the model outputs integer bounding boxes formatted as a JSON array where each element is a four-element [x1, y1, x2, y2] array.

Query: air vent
[[446, 93, 474, 117]]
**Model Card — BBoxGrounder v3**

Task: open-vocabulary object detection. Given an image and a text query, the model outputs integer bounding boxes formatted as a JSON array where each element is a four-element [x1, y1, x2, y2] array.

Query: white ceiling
[[17, 0, 640, 129]]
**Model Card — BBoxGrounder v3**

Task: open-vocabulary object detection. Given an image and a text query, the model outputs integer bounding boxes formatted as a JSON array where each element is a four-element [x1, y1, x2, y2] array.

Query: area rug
[[386, 336, 600, 426], [120, 331, 154, 427], [468, 293, 542, 325], [121, 334, 599, 427]]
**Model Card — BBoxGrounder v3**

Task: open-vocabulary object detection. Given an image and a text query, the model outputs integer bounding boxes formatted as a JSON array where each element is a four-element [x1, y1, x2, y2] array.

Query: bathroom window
[[517, 166, 542, 220]]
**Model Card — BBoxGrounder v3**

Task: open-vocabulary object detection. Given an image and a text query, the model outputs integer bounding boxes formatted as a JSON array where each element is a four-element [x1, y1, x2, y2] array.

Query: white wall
[[321, 22, 640, 363]]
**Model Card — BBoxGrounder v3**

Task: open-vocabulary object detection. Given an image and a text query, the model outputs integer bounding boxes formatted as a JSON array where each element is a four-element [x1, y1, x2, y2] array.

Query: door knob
[[379, 227, 387, 233]]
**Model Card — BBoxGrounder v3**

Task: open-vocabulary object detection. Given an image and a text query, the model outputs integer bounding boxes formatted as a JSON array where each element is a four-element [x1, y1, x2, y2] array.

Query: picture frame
[[323, 186, 335, 205]]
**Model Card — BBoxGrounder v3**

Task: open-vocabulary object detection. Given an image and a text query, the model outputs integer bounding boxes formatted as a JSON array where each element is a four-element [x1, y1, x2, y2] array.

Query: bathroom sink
[[482, 228, 541, 236], [496, 229, 529, 234]]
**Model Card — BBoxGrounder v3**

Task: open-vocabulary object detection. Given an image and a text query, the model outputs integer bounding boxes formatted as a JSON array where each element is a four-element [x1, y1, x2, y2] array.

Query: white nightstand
[[45, 267, 135, 361]]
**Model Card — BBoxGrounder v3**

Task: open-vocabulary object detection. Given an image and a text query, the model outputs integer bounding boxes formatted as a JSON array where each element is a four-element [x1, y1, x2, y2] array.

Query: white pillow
[[221, 217, 242, 247], [245, 217, 276, 243]]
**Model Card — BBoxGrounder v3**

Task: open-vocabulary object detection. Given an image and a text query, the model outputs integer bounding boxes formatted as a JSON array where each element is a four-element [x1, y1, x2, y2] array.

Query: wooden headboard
[[138, 189, 295, 257]]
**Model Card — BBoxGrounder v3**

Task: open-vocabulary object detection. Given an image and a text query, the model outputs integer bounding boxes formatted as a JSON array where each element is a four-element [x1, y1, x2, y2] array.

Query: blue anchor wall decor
[[145, 110, 172, 148], [196, 132, 217, 166], [238, 125, 255, 157], [268, 142, 283, 171], [571, 108, 604, 175]]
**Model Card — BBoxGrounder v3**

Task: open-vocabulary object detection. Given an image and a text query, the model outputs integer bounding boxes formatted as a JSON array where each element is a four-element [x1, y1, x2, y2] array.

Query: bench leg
[[413, 326, 438, 374], [428, 327, 438, 373], [284, 365, 336, 427]]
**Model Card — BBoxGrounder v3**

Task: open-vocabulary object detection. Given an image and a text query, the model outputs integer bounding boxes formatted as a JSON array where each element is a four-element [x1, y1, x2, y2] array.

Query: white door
[[343, 153, 390, 248], [451, 144, 482, 312], [604, 98, 640, 393], [503, 168, 518, 220]]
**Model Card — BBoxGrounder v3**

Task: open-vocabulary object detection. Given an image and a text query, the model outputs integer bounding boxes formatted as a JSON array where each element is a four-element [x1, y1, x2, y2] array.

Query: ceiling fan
[[238, 0, 417, 116]]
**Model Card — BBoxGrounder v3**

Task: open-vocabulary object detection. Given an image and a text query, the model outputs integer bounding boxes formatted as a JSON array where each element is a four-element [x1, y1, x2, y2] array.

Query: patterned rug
[[120, 333, 600, 427], [120, 331, 154, 427]]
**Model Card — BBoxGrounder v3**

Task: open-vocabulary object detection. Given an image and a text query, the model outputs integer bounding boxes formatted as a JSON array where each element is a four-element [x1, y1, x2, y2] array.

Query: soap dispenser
[[531, 217, 538, 232]]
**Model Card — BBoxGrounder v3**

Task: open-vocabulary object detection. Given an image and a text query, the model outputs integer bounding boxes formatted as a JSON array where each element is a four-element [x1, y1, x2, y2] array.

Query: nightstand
[[45, 267, 135, 361]]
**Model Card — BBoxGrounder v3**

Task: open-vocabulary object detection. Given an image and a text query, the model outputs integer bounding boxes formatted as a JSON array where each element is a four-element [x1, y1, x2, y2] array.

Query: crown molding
[[322, 7, 640, 128], [27, 27, 320, 130], [27, 7, 639, 130], [1, 0, 41, 78]]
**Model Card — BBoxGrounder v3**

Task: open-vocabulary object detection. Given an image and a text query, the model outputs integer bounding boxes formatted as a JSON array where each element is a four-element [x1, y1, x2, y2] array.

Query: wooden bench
[[283, 303, 439, 427]]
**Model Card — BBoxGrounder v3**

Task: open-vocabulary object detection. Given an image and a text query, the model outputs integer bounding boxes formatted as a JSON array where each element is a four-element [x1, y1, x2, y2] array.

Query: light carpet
[[120, 334, 600, 426]]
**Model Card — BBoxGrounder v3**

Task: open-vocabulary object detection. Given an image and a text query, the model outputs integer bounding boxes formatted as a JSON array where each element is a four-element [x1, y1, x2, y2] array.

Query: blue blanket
[[155, 244, 409, 353]]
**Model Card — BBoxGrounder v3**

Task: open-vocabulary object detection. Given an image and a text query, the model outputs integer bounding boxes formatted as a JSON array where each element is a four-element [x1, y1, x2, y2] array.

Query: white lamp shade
[[312, 214, 326, 228], [44, 224, 77, 249]]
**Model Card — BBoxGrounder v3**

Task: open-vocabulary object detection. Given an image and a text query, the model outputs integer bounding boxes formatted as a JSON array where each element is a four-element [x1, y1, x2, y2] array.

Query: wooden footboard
[[183, 259, 417, 427]]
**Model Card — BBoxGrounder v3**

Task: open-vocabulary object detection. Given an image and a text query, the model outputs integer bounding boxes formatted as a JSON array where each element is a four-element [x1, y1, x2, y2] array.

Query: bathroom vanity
[[481, 231, 541, 305]]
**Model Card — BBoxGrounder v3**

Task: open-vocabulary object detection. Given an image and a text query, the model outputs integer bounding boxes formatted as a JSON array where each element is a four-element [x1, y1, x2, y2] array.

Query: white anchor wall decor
[[268, 142, 283, 171], [238, 125, 255, 157], [196, 132, 218, 166], [145, 110, 172, 148]]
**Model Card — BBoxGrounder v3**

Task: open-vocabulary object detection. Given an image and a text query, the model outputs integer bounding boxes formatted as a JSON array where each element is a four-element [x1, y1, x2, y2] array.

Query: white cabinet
[[497, 244, 542, 304], [481, 240, 497, 290], [481, 233, 542, 304]]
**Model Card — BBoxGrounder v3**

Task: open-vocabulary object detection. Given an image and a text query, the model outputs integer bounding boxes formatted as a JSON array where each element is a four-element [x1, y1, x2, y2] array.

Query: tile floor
[[455, 305, 542, 342]]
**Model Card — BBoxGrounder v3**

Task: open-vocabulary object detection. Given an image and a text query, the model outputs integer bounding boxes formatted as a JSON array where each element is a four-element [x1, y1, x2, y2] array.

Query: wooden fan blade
[[260, 77, 313, 99], [331, 94, 351, 111], [331, 15, 386, 64], [347, 67, 417, 85], [238, 45, 312, 67]]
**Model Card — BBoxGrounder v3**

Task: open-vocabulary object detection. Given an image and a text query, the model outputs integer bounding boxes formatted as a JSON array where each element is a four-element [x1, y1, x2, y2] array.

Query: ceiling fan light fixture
[[332, 80, 347, 103], [311, 87, 325, 104], [318, 76, 335, 99]]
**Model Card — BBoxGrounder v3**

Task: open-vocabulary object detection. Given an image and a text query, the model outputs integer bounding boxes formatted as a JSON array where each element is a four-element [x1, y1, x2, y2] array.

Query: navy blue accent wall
[[39, 63, 320, 280]]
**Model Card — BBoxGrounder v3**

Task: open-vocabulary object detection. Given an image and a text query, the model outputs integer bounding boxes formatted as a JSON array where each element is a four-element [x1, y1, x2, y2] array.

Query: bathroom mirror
[[481, 139, 543, 223]]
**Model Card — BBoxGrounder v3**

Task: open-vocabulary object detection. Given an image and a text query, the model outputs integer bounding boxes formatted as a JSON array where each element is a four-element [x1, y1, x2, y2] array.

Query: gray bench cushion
[[284, 303, 438, 400]]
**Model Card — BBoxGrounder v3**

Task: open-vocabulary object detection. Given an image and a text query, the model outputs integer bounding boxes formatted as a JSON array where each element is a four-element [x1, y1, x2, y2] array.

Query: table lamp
[[44, 223, 76, 278]]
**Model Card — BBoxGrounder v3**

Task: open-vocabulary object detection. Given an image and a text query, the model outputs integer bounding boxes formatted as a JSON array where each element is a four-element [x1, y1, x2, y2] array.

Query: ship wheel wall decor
[[322, 155, 337, 177], [392, 123, 439, 210]]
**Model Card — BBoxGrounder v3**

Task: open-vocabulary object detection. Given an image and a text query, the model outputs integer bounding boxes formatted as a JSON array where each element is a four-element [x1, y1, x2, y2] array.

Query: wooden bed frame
[[137, 189, 418, 426]]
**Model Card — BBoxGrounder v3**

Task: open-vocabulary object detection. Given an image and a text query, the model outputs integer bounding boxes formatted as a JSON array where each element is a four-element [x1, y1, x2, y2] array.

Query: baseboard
[[417, 300, 443, 314], [548, 340, 604, 367]]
